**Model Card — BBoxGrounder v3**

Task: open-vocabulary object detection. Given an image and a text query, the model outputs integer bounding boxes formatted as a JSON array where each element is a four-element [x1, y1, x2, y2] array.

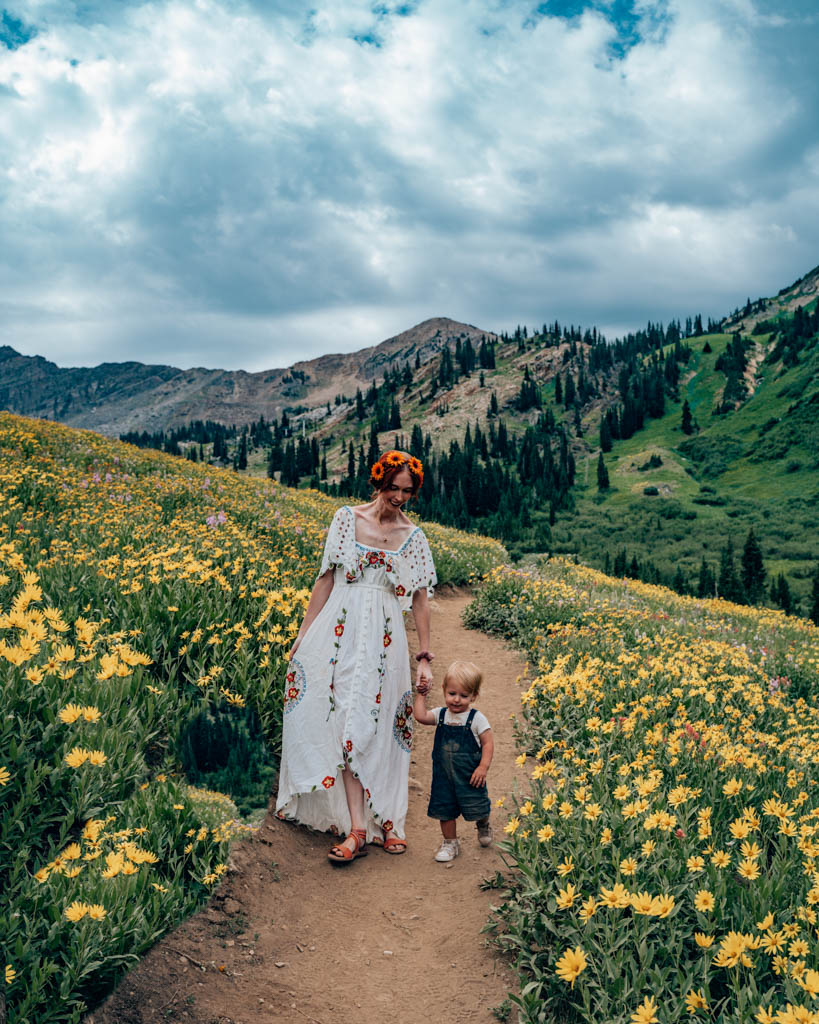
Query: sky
[[1, 0, 818, 372]]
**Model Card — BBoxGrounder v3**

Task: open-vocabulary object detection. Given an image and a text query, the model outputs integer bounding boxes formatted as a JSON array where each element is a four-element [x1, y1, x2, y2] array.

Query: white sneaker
[[477, 821, 493, 847], [434, 839, 460, 862]]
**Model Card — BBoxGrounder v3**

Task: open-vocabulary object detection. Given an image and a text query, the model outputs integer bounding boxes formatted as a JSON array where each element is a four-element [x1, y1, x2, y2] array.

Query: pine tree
[[772, 573, 793, 615], [681, 399, 694, 435], [554, 375, 563, 405], [718, 540, 744, 603], [355, 388, 365, 421], [596, 453, 610, 491], [697, 557, 715, 598], [599, 414, 612, 452], [672, 565, 687, 594], [740, 528, 766, 604]]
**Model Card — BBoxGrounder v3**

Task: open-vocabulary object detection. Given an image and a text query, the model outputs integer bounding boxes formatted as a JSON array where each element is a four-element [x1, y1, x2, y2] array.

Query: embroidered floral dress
[[275, 505, 437, 841]]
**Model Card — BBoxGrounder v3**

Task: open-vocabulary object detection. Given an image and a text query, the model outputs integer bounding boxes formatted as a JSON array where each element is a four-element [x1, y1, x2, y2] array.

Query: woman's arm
[[412, 690, 436, 726], [411, 587, 433, 688], [470, 729, 494, 787], [288, 570, 334, 660]]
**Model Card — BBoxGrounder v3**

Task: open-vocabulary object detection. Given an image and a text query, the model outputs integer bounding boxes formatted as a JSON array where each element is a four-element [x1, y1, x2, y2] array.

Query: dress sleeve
[[317, 506, 355, 580], [404, 528, 437, 601]]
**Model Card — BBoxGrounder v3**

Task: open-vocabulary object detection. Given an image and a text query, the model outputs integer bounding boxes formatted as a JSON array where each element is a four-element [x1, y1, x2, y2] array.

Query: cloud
[[0, 0, 817, 370]]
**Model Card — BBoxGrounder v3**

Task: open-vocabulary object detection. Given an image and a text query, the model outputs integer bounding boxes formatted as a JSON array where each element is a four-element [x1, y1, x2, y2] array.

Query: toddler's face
[[442, 678, 474, 715]]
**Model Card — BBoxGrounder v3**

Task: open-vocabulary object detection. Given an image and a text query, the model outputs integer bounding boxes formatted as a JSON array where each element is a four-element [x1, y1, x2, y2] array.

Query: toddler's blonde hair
[[443, 660, 482, 698]]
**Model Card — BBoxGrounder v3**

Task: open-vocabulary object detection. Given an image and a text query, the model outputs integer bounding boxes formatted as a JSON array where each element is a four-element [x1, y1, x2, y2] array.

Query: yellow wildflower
[[555, 946, 587, 988]]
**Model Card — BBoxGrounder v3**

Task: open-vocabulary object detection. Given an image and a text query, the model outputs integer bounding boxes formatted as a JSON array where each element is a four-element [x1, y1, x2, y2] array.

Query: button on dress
[[275, 505, 437, 841]]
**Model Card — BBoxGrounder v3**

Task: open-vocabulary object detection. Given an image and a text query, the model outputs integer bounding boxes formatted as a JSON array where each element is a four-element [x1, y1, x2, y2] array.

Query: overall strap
[[465, 708, 477, 729], [438, 708, 447, 726]]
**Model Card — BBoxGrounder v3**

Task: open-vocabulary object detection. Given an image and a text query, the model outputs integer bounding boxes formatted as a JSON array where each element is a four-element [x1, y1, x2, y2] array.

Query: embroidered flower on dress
[[334, 623, 344, 636], [322, 776, 335, 789], [345, 740, 353, 752]]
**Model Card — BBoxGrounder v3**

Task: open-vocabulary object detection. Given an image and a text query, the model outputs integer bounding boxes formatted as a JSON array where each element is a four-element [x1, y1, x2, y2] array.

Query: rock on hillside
[[0, 318, 494, 437]]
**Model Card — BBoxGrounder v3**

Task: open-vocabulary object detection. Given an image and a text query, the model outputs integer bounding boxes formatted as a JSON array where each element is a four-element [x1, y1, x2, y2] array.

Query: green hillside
[[558, 324, 819, 606], [123, 267, 819, 613]]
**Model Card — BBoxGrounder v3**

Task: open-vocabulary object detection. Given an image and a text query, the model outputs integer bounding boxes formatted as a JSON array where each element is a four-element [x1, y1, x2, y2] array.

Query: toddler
[[414, 660, 494, 862]]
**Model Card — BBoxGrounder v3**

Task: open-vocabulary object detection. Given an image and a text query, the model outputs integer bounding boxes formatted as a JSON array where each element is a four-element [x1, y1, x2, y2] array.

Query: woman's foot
[[434, 838, 460, 862], [328, 828, 368, 863], [382, 830, 407, 854]]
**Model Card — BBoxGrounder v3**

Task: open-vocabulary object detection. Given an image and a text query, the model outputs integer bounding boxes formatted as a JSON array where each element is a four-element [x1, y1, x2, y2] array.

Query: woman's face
[[379, 467, 415, 509]]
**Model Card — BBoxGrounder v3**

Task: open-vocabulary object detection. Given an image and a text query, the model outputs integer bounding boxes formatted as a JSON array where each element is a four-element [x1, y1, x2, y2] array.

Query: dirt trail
[[88, 591, 526, 1024]]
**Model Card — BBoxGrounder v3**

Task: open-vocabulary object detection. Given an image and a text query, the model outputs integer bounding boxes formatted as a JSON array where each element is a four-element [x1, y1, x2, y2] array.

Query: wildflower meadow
[[0, 411, 506, 1024], [466, 560, 819, 1024]]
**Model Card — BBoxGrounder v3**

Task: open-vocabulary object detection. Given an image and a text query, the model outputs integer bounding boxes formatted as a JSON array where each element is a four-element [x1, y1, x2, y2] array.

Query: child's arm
[[413, 689, 436, 726], [470, 729, 494, 787]]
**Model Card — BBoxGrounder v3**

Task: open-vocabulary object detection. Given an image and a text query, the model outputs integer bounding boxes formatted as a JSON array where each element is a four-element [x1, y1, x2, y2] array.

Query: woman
[[275, 450, 436, 863]]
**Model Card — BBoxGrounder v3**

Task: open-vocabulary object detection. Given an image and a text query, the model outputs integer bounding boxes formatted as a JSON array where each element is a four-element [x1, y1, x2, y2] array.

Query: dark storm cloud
[[0, 0, 817, 369]]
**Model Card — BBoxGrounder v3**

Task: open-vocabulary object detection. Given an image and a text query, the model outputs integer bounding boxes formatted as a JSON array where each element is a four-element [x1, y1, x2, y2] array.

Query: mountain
[[0, 318, 494, 436], [3, 266, 818, 609], [295, 265, 818, 610]]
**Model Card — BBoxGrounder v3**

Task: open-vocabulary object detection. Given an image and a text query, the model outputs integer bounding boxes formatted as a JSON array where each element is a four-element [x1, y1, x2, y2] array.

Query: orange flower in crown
[[369, 450, 424, 491]]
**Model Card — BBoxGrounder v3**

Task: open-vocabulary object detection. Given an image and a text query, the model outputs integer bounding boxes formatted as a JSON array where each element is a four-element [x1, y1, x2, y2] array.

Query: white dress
[[275, 505, 437, 841]]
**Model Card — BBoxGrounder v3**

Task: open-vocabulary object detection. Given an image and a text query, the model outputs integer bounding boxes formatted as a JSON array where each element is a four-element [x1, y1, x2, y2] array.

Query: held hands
[[416, 660, 433, 691]]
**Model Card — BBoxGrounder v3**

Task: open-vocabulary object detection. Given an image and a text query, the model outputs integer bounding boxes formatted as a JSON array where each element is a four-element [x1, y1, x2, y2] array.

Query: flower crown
[[370, 450, 424, 488]]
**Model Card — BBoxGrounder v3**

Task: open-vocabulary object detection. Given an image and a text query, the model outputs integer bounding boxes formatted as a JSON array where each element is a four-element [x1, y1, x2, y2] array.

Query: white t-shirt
[[428, 707, 491, 743]]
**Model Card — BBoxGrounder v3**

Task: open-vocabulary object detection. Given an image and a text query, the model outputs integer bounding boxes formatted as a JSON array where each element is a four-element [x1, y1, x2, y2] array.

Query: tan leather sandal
[[328, 828, 368, 863], [382, 833, 407, 855]]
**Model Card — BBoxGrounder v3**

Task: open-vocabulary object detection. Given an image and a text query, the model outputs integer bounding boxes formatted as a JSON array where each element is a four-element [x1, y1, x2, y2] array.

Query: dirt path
[[87, 591, 525, 1024]]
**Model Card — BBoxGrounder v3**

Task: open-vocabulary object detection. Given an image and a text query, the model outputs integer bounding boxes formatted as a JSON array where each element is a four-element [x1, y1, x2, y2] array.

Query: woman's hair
[[369, 450, 424, 496], [443, 660, 482, 698]]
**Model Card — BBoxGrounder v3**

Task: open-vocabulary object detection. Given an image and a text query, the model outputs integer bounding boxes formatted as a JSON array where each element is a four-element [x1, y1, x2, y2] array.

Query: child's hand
[[470, 764, 488, 787], [416, 660, 433, 690]]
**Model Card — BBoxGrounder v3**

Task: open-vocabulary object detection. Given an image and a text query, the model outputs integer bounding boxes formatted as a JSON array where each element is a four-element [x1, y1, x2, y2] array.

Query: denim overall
[[427, 708, 491, 822]]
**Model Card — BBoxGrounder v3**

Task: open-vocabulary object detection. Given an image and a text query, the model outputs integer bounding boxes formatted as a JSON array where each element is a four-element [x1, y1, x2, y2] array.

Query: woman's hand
[[288, 638, 301, 662], [416, 659, 433, 690]]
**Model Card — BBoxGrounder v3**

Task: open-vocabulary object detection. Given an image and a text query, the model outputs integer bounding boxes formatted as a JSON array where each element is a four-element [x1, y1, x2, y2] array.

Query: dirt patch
[[86, 592, 525, 1024]]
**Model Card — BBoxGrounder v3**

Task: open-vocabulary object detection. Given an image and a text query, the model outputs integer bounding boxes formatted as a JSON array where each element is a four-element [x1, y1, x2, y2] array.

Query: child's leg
[[440, 819, 457, 840]]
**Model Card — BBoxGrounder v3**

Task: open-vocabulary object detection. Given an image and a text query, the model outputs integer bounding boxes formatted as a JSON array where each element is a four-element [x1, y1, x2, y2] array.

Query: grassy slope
[[557, 331, 819, 603]]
